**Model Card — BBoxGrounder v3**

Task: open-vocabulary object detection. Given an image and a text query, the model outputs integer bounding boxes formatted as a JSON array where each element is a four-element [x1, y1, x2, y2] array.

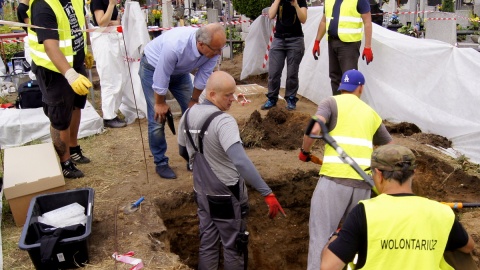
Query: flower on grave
[[389, 14, 400, 25], [190, 17, 199, 24], [152, 9, 162, 19]]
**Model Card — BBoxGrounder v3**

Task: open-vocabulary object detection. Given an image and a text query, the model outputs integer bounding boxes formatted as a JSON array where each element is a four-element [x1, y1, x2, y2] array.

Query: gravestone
[[425, 11, 456, 45]]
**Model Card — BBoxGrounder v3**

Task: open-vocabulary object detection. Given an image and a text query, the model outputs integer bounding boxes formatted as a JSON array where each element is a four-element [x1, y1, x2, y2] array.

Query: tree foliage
[[232, 0, 271, 20], [441, 0, 455, 12]]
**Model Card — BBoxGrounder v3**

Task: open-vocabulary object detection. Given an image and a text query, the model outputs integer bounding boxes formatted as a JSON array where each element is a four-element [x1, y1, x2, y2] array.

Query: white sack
[[120, 1, 150, 124], [0, 101, 103, 149]]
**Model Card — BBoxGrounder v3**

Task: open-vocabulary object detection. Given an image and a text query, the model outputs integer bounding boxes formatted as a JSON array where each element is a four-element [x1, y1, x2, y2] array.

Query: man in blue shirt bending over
[[139, 23, 226, 179]]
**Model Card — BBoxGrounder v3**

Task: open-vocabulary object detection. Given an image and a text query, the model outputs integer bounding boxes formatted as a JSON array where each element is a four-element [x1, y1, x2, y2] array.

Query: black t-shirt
[[328, 194, 471, 269], [90, 0, 118, 26], [274, 0, 307, 38], [30, 0, 85, 70], [17, 3, 29, 32]]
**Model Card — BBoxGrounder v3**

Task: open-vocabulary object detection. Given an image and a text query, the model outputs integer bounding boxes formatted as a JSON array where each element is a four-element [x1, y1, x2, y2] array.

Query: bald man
[[139, 23, 226, 179], [177, 71, 286, 270]]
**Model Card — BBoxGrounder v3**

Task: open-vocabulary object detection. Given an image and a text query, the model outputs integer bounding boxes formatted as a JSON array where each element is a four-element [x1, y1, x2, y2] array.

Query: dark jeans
[[328, 38, 361, 95], [267, 36, 305, 100]]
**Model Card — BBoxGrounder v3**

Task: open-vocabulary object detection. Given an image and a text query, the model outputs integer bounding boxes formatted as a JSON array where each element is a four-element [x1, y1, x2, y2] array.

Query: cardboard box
[[4, 143, 66, 226]]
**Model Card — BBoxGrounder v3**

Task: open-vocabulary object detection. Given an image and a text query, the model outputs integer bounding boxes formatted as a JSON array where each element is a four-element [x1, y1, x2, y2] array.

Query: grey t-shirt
[[178, 103, 242, 186]]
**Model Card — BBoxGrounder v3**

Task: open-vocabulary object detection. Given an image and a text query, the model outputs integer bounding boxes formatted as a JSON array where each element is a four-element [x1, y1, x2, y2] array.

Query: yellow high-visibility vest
[[28, 0, 86, 72], [324, 0, 364, 42], [320, 95, 381, 180], [360, 194, 454, 270]]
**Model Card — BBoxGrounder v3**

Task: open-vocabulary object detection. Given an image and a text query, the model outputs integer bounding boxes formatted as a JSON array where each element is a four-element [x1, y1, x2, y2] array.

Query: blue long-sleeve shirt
[[143, 27, 219, 95]]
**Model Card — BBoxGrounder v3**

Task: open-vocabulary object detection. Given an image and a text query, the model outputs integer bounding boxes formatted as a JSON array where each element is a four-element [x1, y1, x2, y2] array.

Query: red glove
[[299, 150, 311, 162], [264, 193, 286, 219], [362, 47, 373, 65], [312, 40, 320, 60]]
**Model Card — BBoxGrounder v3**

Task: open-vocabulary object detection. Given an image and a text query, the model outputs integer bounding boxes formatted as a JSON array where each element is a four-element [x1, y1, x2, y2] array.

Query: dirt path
[[2, 54, 479, 269]]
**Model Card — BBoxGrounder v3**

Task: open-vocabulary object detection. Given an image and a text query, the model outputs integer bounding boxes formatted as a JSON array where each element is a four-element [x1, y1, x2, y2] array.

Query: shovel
[[124, 196, 145, 214], [441, 202, 480, 209]]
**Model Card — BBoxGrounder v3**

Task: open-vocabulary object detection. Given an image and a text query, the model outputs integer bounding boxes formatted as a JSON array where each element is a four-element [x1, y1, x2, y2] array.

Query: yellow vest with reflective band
[[360, 194, 455, 270], [324, 0, 364, 42], [320, 95, 381, 180], [27, 0, 86, 73]]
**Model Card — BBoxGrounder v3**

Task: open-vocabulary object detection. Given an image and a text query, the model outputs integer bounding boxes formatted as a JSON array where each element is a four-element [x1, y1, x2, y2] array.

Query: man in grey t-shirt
[[177, 71, 286, 270]]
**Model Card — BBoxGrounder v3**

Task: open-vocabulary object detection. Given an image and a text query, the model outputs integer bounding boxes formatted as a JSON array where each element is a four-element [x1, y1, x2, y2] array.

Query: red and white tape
[[112, 251, 144, 270], [0, 39, 24, 44], [262, 25, 275, 69], [147, 20, 252, 32], [426, 17, 457, 21]]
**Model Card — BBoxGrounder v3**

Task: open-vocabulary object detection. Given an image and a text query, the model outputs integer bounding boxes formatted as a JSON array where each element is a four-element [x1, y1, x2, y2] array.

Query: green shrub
[[441, 0, 455, 12], [232, 0, 271, 20]]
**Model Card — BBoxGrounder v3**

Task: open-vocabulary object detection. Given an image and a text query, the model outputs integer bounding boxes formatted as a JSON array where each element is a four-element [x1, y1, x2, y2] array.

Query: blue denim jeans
[[139, 54, 193, 166]]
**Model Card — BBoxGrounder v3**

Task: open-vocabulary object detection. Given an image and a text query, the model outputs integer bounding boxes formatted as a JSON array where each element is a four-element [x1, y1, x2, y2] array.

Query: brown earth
[[2, 53, 480, 269]]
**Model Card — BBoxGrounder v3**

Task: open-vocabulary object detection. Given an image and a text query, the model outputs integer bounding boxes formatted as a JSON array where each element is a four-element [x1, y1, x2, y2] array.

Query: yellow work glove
[[64, 68, 92, 96], [84, 52, 94, 69]]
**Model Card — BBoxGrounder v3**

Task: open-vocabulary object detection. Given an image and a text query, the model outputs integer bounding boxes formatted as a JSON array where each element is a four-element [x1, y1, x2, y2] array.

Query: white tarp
[[242, 6, 480, 164], [0, 101, 103, 149]]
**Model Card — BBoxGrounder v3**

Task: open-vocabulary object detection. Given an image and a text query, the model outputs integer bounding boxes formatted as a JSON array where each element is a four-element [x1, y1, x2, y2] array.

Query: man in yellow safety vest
[[320, 144, 475, 270]]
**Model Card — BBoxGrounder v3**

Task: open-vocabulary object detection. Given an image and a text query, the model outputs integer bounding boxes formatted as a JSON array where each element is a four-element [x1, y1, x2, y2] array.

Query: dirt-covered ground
[[2, 54, 480, 269]]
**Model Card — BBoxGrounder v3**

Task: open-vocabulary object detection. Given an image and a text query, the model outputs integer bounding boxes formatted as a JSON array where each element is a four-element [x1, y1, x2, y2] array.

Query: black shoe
[[70, 145, 91, 164], [104, 117, 127, 128], [156, 164, 177, 179], [61, 159, 84, 179]]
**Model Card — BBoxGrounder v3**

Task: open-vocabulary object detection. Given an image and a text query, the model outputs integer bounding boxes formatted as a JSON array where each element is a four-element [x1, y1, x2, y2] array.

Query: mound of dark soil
[[240, 107, 312, 151]]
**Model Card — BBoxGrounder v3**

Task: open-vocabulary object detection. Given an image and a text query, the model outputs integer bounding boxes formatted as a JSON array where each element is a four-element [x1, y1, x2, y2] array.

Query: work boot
[[156, 164, 177, 179], [70, 145, 91, 164], [286, 96, 298, 111], [61, 159, 84, 179], [261, 99, 277, 110], [104, 117, 127, 128]]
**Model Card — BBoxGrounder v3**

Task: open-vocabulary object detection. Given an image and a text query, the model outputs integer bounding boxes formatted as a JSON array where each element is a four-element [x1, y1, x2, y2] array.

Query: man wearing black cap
[[299, 69, 392, 270], [320, 144, 475, 270]]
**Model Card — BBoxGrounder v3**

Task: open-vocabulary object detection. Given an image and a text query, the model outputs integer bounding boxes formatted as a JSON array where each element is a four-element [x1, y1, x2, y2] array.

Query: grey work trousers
[[328, 38, 361, 95], [307, 176, 370, 270], [266, 36, 305, 101]]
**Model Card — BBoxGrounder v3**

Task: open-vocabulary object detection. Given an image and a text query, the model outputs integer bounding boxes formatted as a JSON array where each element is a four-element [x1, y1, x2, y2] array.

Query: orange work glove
[[264, 193, 286, 219], [312, 40, 320, 60], [362, 47, 373, 65]]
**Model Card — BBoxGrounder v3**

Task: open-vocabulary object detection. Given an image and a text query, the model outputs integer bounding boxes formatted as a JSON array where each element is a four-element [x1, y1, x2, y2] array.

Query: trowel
[[124, 196, 145, 214]]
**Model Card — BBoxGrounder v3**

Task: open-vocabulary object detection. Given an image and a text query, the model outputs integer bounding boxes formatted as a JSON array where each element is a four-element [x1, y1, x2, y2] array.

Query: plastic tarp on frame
[[242, 6, 480, 164]]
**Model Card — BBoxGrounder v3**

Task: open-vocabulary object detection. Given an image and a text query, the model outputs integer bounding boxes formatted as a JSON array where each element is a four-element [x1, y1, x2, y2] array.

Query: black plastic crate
[[18, 188, 94, 269]]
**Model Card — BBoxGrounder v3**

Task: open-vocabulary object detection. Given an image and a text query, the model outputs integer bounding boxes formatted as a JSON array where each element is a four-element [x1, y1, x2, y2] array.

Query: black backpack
[[16, 80, 43, 109]]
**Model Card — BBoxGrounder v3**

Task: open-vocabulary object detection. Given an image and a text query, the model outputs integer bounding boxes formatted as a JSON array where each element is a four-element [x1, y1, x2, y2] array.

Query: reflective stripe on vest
[[360, 195, 455, 270], [319, 95, 381, 180], [325, 0, 364, 42], [27, 0, 86, 72]]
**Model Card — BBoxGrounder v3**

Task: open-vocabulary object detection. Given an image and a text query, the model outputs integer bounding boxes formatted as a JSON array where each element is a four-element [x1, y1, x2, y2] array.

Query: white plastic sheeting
[[0, 101, 103, 149], [242, 6, 480, 164], [119, 1, 150, 124]]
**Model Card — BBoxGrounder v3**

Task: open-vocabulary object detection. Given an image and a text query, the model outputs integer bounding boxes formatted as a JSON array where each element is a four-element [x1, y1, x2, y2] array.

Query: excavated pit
[[154, 108, 480, 269]]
